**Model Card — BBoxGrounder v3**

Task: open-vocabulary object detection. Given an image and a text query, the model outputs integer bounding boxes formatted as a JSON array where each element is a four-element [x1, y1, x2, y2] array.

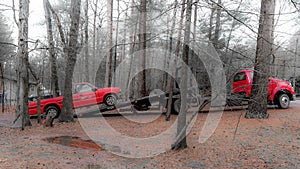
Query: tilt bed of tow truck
[[73, 90, 185, 118]]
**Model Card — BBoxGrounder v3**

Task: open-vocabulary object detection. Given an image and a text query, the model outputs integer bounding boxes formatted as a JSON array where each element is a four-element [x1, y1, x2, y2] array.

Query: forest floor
[[0, 100, 299, 169]]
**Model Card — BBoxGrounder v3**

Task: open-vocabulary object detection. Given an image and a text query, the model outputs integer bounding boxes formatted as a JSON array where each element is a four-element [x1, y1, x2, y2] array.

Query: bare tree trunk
[[84, 0, 90, 82], [225, 0, 243, 53], [37, 81, 42, 123], [95, 29, 106, 88], [208, 3, 215, 41], [92, 0, 99, 82], [138, 0, 147, 97], [44, 0, 59, 97], [105, 0, 113, 87], [127, 0, 138, 98], [27, 62, 42, 124], [172, 0, 192, 150], [46, 0, 67, 49], [213, 0, 222, 49], [13, 0, 32, 128], [59, 0, 82, 122], [113, 0, 120, 86], [193, 0, 198, 40], [0, 63, 4, 112], [189, 0, 198, 88], [246, 0, 275, 119], [225, 0, 243, 76], [166, 0, 184, 120]]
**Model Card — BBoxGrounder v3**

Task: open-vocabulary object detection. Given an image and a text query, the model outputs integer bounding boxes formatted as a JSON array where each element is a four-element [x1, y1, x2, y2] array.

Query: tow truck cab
[[232, 70, 296, 108]]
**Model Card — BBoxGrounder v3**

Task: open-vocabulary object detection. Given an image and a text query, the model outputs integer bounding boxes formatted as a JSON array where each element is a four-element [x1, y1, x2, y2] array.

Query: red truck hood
[[269, 77, 295, 94], [269, 77, 291, 85]]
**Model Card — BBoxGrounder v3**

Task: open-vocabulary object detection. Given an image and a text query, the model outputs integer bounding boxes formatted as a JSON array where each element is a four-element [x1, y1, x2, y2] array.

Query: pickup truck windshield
[[234, 72, 246, 81]]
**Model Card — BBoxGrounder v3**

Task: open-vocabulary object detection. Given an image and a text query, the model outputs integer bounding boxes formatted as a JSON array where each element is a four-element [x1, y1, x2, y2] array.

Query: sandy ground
[[0, 101, 299, 169]]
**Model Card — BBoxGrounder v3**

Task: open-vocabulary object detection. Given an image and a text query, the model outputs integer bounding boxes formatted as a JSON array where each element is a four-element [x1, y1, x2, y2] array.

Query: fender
[[269, 87, 292, 101], [96, 87, 121, 103]]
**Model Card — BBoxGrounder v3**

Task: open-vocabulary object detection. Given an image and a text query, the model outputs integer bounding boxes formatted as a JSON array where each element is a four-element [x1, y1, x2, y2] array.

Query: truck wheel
[[104, 94, 117, 106], [277, 93, 290, 109], [45, 106, 60, 118], [227, 93, 243, 106], [171, 99, 180, 115]]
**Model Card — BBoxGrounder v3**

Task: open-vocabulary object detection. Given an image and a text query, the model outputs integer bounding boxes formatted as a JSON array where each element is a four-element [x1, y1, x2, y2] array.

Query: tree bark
[[126, 0, 138, 98], [105, 0, 113, 87], [59, 0, 82, 122], [246, 0, 275, 119], [166, 0, 181, 120], [37, 81, 42, 123], [213, 0, 222, 49], [113, 0, 121, 86], [46, 0, 67, 48], [208, 3, 215, 41], [84, 0, 90, 82], [13, 0, 32, 128], [44, 0, 59, 97], [0, 63, 4, 113], [172, 0, 192, 150], [225, 0, 243, 77], [27, 61, 42, 124], [92, 0, 99, 82], [138, 0, 147, 97]]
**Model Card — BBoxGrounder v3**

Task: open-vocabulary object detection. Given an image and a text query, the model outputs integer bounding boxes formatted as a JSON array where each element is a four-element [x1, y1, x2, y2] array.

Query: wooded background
[[0, 0, 299, 145]]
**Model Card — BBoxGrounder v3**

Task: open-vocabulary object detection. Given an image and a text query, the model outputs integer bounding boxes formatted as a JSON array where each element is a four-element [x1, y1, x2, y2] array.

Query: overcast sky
[[1, 0, 299, 46], [2, 0, 46, 42]]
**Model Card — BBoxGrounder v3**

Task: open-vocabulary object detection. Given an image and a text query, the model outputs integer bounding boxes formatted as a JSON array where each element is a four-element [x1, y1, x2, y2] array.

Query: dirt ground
[[0, 101, 299, 169]]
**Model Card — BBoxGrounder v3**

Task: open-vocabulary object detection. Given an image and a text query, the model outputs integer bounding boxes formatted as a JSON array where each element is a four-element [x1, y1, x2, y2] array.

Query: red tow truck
[[232, 69, 296, 108], [28, 82, 121, 117]]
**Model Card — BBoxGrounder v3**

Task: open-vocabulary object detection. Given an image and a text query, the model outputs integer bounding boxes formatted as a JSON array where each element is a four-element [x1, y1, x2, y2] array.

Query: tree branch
[[46, 0, 66, 45], [0, 41, 18, 47], [290, 0, 300, 11], [12, 0, 18, 28]]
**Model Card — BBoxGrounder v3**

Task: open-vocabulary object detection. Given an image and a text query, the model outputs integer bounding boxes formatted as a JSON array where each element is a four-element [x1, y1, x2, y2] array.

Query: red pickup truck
[[232, 69, 296, 108], [28, 82, 121, 117]]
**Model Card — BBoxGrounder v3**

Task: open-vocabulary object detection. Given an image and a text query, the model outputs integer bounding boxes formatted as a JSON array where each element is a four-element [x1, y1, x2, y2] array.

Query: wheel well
[[44, 104, 61, 114], [104, 93, 117, 100], [274, 90, 292, 103]]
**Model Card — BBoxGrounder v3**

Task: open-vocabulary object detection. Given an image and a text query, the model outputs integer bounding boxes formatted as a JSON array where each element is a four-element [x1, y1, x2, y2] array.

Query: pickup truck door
[[72, 84, 97, 108]]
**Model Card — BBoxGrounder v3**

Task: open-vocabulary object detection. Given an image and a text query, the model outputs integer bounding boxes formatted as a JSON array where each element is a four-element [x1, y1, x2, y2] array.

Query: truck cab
[[28, 82, 121, 118], [232, 70, 296, 108]]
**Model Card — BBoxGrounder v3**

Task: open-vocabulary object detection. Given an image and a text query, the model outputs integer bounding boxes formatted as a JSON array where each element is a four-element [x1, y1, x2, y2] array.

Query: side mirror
[[92, 88, 97, 92]]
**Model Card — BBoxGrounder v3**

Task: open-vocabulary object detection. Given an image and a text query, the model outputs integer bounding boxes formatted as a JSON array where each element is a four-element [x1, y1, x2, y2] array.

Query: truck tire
[[276, 93, 290, 109], [45, 106, 60, 118], [171, 99, 180, 115], [227, 93, 243, 106], [104, 94, 117, 106]]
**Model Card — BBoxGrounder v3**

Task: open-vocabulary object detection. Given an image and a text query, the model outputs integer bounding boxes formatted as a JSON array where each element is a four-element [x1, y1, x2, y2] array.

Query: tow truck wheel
[[45, 106, 60, 118], [277, 93, 290, 109], [104, 94, 117, 106], [172, 99, 181, 115]]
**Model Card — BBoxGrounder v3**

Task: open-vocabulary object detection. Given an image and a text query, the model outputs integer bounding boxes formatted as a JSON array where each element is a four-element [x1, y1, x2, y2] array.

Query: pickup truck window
[[80, 84, 93, 93], [234, 72, 246, 81], [74, 84, 93, 93]]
